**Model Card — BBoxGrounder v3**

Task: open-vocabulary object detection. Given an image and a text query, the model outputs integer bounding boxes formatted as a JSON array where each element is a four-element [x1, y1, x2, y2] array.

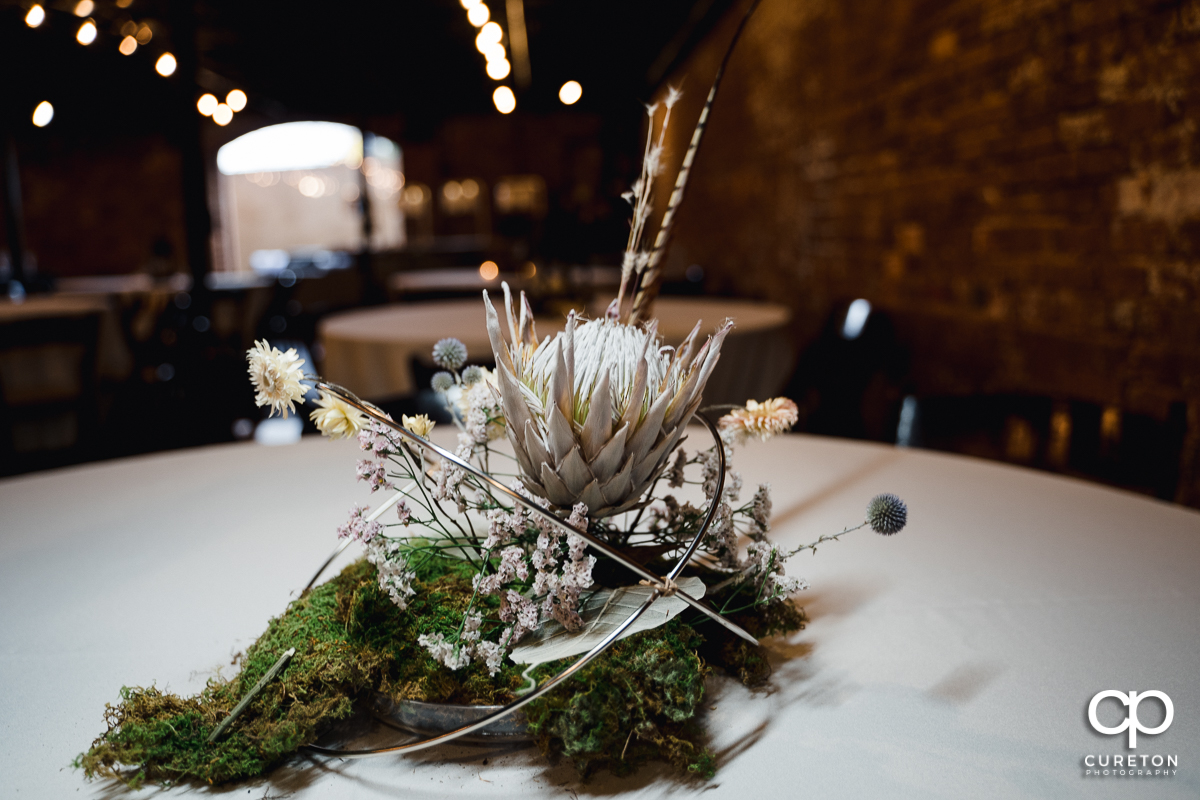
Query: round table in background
[[2, 430, 1197, 799], [318, 296, 794, 406]]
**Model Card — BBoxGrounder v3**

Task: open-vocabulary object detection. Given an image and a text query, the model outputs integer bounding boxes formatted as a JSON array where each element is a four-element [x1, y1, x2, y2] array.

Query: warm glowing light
[[197, 94, 218, 116], [115, 0, 133, 7], [479, 261, 499, 280], [461, 179, 479, 199], [212, 103, 233, 126], [479, 21, 502, 44], [443, 180, 463, 201], [479, 41, 505, 62], [298, 175, 323, 197], [74, 0, 94, 16], [135, 24, 152, 44], [25, 5, 44, 27], [226, 89, 247, 112], [155, 52, 177, 77], [559, 80, 582, 105], [486, 58, 510, 80], [520, 261, 537, 278], [493, 86, 516, 114], [118, 36, 137, 55], [121, 20, 137, 36], [31, 101, 54, 128], [467, 3, 489, 26], [76, 20, 97, 45], [459, 0, 480, 7]]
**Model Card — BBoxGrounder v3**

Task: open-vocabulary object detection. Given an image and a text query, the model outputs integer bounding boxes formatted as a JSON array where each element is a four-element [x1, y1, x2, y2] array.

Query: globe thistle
[[462, 364, 485, 386], [484, 283, 730, 518], [432, 337, 468, 370], [866, 493, 907, 535], [431, 371, 455, 393]]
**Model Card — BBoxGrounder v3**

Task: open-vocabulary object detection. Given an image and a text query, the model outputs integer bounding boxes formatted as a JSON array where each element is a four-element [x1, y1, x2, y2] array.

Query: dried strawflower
[[431, 371, 455, 393], [718, 397, 799, 444], [246, 339, 307, 419], [485, 283, 730, 517], [433, 338, 468, 370], [309, 390, 365, 439], [402, 414, 435, 438], [866, 493, 907, 535]]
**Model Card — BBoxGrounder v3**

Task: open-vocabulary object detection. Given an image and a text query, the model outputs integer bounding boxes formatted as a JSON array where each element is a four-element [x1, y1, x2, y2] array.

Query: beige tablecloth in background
[[319, 296, 794, 406], [2, 430, 1197, 798]]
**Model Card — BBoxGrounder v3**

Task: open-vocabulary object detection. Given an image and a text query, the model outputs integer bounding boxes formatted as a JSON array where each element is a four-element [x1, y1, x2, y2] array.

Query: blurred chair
[[0, 309, 101, 473]]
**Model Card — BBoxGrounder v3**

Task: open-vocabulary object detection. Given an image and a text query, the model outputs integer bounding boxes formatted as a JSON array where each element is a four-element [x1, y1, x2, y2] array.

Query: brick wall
[[658, 0, 1200, 503]]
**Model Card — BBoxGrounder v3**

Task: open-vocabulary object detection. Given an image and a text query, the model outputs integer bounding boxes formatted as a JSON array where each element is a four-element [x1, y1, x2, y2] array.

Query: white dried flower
[[402, 413, 436, 438], [718, 397, 799, 444], [484, 283, 731, 517], [246, 339, 307, 418], [309, 390, 365, 439]]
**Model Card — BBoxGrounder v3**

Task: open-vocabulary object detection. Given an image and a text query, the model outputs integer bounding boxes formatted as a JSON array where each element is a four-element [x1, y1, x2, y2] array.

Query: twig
[[207, 648, 295, 744]]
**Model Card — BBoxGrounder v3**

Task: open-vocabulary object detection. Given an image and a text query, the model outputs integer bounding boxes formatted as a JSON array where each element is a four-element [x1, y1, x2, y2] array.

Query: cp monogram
[[1088, 690, 1174, 748]]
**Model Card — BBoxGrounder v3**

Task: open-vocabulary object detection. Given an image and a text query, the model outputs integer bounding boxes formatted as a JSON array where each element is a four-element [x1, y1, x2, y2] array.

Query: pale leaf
[[508, 576, 706, 666]]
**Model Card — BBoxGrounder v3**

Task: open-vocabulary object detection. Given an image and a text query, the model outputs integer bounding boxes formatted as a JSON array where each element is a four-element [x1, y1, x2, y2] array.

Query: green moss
[[78, 558, 804, 787]]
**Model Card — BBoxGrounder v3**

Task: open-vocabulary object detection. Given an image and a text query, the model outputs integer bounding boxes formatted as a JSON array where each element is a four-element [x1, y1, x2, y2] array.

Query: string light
[[32, 101, 54, 128], [467, 3, 489, 26], [479, 41, 505, 61], [479, 261, 499, 280], [493, 86, 515, 114], [25, 5, 45, 27], [478, 21, 502, 44], [197, 94, 218, 116], [226, 89, 247, 112], [118, 36, 137, 55], [115, 0, 132, 7], [155, 52, 176, 77], [73, 0, 94, 17], [486, 58, 510, 80], [559, 80, 582, 105], [459, 0, 481, 7], [135, 24, 152, 44], [76, 20, 97, 45], [212, 103, 233, 126]]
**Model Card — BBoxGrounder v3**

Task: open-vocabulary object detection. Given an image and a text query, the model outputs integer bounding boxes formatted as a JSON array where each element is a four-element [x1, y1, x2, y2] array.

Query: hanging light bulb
[[135, 24, 152, 44], [197, 94, 218, 116], [32, 101, 54, 128], [118, 36, 137, 55], [486, 58, 511, 80], [226, 90, 247, 112], [212, 103, 233, 126], [467, 3, 489, 26], [76, 20, 97, 45], [479, 41, 505, 61], [25, 5, 45, 27], [73, 0, 94, 16], [459, 0, 480, 7], [558, 80, 582, 105], [493, 86, 516, 114], [155, 52, 177, 76]]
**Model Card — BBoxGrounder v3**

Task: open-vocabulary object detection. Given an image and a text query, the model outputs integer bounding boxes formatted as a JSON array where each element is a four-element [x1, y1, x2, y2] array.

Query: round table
[[318, 296, 794, 406], [3, 432, 1197, 798]]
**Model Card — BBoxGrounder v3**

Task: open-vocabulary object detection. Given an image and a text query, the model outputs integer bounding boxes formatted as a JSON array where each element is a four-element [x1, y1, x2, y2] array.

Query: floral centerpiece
[[77, 4, 907, 784]]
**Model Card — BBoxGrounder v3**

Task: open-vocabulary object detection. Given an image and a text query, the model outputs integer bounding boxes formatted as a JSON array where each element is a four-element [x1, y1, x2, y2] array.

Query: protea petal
[[482, 285, 730, 517]]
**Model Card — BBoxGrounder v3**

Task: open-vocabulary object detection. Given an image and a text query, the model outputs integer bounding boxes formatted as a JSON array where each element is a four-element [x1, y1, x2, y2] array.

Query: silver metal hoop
[[300, 383, 741, 759]]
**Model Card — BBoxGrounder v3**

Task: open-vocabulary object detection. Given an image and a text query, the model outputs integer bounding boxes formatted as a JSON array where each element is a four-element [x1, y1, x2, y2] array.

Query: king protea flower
[[485, 285, 731, 518]]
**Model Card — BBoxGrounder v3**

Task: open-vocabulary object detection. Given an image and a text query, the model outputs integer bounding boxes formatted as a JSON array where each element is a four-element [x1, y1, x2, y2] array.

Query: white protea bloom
[[310, 390, 365, 439], [484, 284, 731, 518], [246, 339, 307, 419]]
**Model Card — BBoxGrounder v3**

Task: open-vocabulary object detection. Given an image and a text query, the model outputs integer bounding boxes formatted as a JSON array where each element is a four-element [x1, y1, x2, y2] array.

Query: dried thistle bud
[[432, 337, 468, 370], [462, 365, 485, 386], [431, 371, 455, 393], [866, 493, 907, 535]]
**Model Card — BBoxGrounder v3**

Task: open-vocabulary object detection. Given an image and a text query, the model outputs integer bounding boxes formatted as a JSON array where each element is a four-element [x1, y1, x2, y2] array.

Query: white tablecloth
[[2, 431, 1198, 798], [318, 296, 793, 405]]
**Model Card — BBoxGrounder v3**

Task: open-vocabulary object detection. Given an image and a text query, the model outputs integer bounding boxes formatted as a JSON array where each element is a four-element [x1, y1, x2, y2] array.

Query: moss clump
[[78, 558, 803, 787]]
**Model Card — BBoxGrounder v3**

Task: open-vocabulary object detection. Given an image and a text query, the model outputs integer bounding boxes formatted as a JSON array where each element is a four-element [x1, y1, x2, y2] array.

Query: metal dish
[[371, 695, 532, 742]]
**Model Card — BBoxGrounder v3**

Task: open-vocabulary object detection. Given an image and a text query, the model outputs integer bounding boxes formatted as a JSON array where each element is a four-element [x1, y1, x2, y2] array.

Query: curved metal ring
[[300, 391, 733, 759]]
